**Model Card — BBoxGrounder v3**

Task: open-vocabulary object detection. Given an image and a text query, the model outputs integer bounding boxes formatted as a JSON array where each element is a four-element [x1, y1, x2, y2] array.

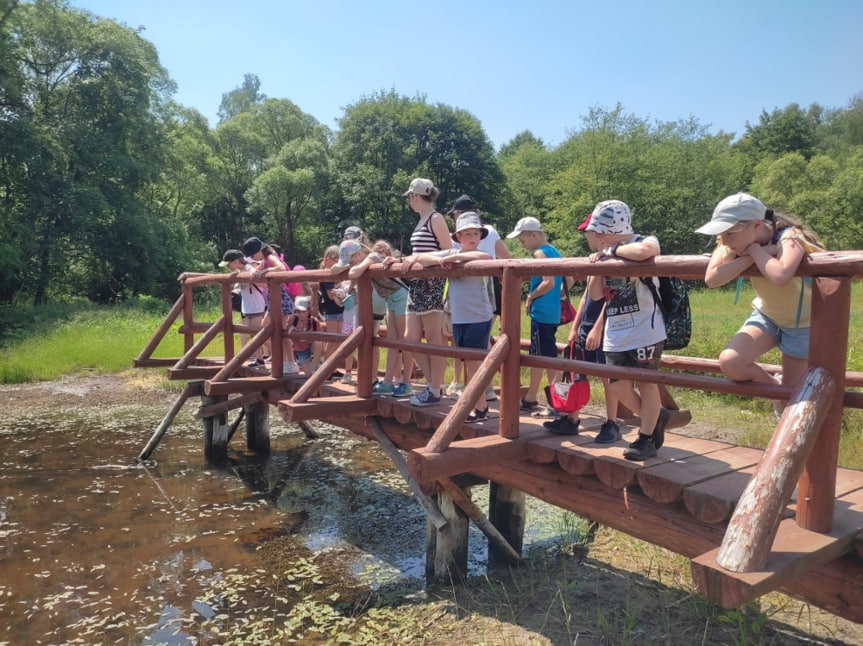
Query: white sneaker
[[485, 385, 498, 401], [282, 361, 300, 375], [448, 382, 463, 399], [340, 373, 353, 384]]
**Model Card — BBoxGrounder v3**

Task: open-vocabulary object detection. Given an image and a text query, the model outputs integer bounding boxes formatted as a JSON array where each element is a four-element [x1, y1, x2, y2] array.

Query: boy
[[506, 216, 562, 413], [544, 213, 619, 439], [586, 200, 669, 460], [283, 296, 322, 375], [400, 212, 492, 419]]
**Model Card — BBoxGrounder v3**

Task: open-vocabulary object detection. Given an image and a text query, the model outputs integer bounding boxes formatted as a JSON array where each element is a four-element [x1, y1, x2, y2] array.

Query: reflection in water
[[0, 396, 570, 643]]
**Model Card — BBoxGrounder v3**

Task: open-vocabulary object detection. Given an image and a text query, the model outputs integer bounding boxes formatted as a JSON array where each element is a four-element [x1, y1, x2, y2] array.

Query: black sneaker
[[465, 408, 488, 424], [520, 398, 540, 412], [629, 408, 670, 449], [623, 433, 658, 461], [652, 407, 670, 449], [543, 415, 579, 436], [594, 419, 621, 444]]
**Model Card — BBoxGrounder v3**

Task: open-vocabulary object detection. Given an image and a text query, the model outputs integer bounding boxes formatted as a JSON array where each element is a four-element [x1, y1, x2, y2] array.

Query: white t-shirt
[[240, 262, 267, 316], [601, 235, 666, 351]]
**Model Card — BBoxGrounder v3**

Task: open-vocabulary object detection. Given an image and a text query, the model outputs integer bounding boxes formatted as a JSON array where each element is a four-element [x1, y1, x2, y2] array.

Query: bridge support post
[[244, 400, 271, 453], [426, 489, 469, 582], [488, 484, 526, 565], [202, 394, 229, 458]]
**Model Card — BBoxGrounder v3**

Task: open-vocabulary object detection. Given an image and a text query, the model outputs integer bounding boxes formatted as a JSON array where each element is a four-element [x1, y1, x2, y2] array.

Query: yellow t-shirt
[[749, 228, 823, 328]]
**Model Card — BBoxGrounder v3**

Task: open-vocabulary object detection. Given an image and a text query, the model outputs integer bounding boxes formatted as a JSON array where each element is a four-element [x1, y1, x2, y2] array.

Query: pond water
[[0, 384, 574, 644]]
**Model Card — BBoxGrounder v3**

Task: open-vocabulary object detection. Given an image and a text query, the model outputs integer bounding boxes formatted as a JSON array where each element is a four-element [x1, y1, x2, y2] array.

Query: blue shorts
[[744, 310, 810, 359], [385, 287, 408, 317], [453, 320, 492, 350], [324, 312, 343, 322], [530, 320, 559, 358], [295, 348, 313, 366], [579, 332, 606, 365]]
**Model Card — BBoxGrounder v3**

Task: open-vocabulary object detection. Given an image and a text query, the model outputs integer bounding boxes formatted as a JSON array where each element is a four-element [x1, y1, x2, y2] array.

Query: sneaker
[[520, 399, 540, 412], [543, 415, 579, 436], [373, 381, 395, 395], [340, 373, 353, 384], [465, 408, 488, 424], [629, 408, 670, 449], [392, 382, 412, 397], [410, 387, 441, 407], [328, 371, 344, 381], [594, 419, 621, 444], [623, 433, 658, 461], [485, 385, 498, 401], [447, 382, 463, 399], [282, 361, 300, 375]]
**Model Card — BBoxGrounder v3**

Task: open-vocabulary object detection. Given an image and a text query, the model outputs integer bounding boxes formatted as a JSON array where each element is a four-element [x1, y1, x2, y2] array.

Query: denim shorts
[[386, 287, 408, 317], [295, 348, 313, 366], [744, 309, 810, 359], [453, 320, 492, 350]]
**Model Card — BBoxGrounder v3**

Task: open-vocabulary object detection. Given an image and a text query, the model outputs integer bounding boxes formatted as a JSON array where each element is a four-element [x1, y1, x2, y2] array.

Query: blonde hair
[[320, 245, 339, 269], [372, 239, 393, 257]]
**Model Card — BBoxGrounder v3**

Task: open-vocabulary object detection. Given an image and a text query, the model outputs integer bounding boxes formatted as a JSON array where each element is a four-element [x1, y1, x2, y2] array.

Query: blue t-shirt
[[529, 244, 562, 325]]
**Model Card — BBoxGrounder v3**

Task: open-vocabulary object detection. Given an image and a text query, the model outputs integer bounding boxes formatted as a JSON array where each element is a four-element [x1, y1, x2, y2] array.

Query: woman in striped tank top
[[397, 178, 452, 406]]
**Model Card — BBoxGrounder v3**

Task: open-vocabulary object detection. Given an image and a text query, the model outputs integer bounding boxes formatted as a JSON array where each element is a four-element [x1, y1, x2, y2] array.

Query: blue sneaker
[[392, 382, 412, 397], [595, 420, 621, 444], [410, 387, 441, 407], [373, 381, 395, 395]]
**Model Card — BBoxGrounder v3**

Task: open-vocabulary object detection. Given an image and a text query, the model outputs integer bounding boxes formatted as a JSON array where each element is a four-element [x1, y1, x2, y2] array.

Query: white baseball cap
[[696, 193, 767, 235], [506, 216, 543, 239]]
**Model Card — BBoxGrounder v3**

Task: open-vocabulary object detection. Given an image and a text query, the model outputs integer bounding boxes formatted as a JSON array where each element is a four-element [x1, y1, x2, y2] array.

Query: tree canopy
[[1, 3, 862, 306]]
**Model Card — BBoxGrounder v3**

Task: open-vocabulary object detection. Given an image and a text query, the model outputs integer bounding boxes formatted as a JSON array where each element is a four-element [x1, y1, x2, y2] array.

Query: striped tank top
[[410, 212, 442, 252]]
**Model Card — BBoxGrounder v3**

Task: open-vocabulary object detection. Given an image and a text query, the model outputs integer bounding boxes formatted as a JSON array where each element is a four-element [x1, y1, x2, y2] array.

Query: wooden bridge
[[133, 252, 863, 624]]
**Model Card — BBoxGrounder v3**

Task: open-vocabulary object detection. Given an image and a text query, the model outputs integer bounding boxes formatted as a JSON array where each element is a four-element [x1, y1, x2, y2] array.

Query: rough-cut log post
[[137, 381, 202, 461], [356, 276, 376, 398], [269, 281, 284, 374], [173, 315, 227, 370], [183, 283, 195, 353], [426, 489, 469, 582], [221, 282, 235, 361], [488, 483, 526, 565], [499, 267, 523, 439], [716, 366, 836, 572], [203, 393, 230, 458], [367, 417, 448, 529], [244, 400, 270, 453], [226, 408, 245, 444], [798, 276, 850, 532], [291, 326, 365, 403], [439, 477, 522, 564]]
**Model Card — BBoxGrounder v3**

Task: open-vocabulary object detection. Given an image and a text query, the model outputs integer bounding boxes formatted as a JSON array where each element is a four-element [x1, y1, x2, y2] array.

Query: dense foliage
[[2, 0, 862, 305]]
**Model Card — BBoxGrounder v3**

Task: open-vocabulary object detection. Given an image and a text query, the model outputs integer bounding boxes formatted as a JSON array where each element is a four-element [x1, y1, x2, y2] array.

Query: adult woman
[[389, 178, 452, 406]]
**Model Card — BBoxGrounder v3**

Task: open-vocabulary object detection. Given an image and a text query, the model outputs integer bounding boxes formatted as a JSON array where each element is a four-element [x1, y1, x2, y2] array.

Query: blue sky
[[70, 0, 863, 149]]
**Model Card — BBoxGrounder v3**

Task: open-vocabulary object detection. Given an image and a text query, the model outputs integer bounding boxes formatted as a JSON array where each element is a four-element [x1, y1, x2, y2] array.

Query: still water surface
[[0, 382, 569, 644]]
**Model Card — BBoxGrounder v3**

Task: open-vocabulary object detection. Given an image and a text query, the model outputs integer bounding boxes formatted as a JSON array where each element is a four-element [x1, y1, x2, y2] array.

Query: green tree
[[217, 73, 265, 124], [741, 103, 819, 160]]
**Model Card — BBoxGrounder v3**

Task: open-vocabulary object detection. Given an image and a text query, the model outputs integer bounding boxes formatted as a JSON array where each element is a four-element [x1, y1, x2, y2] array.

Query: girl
[[388, 178, 452, 406], [318, 245, 345, 379], [698, 193, 824, 414]]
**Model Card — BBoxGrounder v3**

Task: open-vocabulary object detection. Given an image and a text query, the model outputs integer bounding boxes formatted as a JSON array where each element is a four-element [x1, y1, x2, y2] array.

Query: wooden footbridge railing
[[133, 251, 863, 623]]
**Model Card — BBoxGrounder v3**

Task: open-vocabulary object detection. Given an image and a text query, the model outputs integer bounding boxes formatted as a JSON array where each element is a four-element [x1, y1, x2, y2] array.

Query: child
[[587, 200, 669, 461], [318, 245, 345, 379], [332, 238, 368, 384], [283, 295, 322, 375], [544, 213, 620, 439], [348, 239, 411, 396], [400, 212, 493, 418], [506, 216, 562, 414], [697, 193, 823, 415]]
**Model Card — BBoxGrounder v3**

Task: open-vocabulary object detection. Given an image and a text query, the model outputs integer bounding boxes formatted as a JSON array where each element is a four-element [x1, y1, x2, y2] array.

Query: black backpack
[[640, 276, 691, 350]]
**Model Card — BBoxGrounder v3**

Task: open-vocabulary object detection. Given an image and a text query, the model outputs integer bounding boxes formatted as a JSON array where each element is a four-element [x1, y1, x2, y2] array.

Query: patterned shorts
[[407, 277, 445, 314]]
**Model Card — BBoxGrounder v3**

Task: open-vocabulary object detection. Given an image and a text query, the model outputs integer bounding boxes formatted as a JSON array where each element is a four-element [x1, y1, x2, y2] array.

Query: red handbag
[[544, 342, 590, 413], [559, 279, 576, 325]]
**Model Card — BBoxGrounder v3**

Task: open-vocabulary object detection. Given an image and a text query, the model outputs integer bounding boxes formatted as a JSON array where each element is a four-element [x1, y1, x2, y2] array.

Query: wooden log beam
[[290, 326, 365, 403], [691, 487, 863, 609], [716, 366, 836, 572], [424, 335, 510, 453], [136, 381, 202, 461], [277, 394, 379, 423], [408, 428, 547, 484], [367, 417, 448, 529], [194, 391, 263, 419], [134, 293, 184, 364], [210, 321, 273, 383], [438, 477, 522, 564]]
